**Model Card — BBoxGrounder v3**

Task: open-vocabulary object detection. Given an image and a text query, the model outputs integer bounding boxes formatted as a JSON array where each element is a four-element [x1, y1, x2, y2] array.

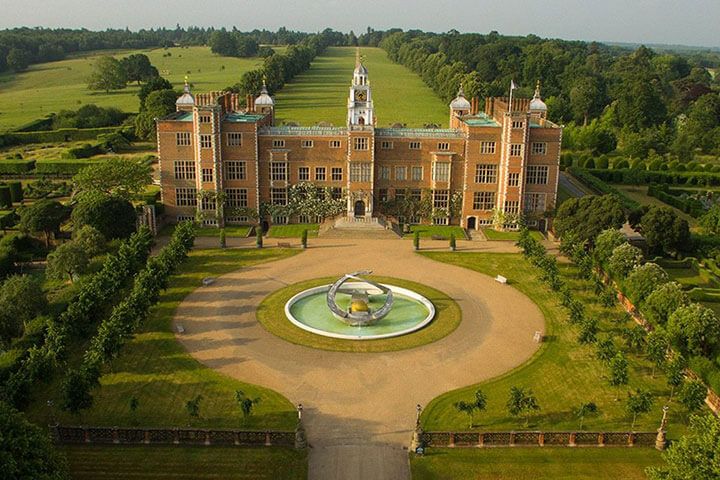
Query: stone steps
[[320, 227, 400, 239]]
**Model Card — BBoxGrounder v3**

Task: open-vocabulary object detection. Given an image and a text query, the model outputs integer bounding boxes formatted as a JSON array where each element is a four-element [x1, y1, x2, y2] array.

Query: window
[[271, 188, 288, 205], [329, 140, 341, 149], [433, 189, 449, 209], [298, 167, 309, 181], [298, 215, 311, 224], [379, 166, 390, 180], [200, 134, 212, 149], [350, 163, 372, 182], [432, 162, 450, 182], [526, 165, 549, 185], [474, 164, 497, 184], [272, 139, 285, 148], [225, 161, 246, 180], [176, 132, 191, 146], [410, 189, 421, 201], [395, 166, 407, 181], [315, 167, 326, 181], [201, 196, 216, 211], [379, 189, 388, 202], [199, 114, 212, 124], [177, 215, 194, 222], [227, 132, 242, 146], [510, 144, 523, 157], [331, 167, 343, 181], [202, 219, 218, 227], [433, 217, 449, 225], [272, 216, 288, 225], [202, 168, 213, 183], [302, 140, 314, 148], [270, 162, 288, 181], [411, 166, 423, 181], [226, 188, 248, 208], [395, 189, 406, 200], [354, 137, 368, 150], [226, 216, 249, 224], [473, 191, 495, 210], [331, 187, 342, 200], [512, 120, 524, 129], [409, 141, 421, 150], [508, 172, 520, 187], [175, 188, 197, 207], [504, 200, 520, 215], [381, 141, 393, 150], [524, 193, 546, 213], [531, 142, 547, 155], [480, 141, 496, 154], [437, 142, 450, 151], [174, 161, 196, 180]]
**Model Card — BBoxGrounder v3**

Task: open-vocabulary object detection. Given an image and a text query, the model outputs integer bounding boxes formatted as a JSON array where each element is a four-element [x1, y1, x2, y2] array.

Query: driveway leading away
[[174, 238, 545, 480]]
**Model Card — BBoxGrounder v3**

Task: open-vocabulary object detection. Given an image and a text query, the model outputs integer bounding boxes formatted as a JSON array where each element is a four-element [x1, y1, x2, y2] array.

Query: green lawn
[[0, 46, 270, 130], [612, 184, 698, 229], [158, 224, 251, 238], [419, 252, 693, 437], [482, 228, 545, 241], [274, 47, 447, 127], [403, 225, 466, 240], [267, 223, 319, 238], [60, 445, 307, 480], [257, 276, 460, 352], [25, 248, 300, 430], [410, 447, 662, 480]]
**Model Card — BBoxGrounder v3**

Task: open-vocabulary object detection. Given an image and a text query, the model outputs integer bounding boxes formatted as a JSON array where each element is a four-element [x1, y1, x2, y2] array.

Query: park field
[[274, 47, 447, 127], [0, 46, 270, 130]]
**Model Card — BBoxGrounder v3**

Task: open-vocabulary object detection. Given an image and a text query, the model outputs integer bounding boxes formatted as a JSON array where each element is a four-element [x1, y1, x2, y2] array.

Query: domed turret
[[175, 77, 195, 111], [254, 79, 274, 107], [450, 84, 472, 111], [529, 80, 547, 114]]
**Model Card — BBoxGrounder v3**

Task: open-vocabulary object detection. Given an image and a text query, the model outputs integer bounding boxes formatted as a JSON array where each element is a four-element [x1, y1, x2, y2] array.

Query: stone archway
[[467, 216, 477, 230], [354, 200, 366, 217]]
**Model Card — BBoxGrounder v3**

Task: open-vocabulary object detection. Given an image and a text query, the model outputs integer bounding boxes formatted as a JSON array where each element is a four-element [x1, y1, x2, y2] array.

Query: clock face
[[355, 90, 367, 101]]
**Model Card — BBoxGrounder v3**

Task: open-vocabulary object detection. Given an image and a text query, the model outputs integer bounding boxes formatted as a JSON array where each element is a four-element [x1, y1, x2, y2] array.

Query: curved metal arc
[[326, 271, 394, 324]]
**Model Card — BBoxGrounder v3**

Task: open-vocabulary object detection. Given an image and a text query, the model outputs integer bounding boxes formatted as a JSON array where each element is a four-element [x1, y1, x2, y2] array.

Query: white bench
[[202, 277, 215, 286], [176, 324, 185, 334], [495, 275, 508, 284], [533, 331, 544, 343]]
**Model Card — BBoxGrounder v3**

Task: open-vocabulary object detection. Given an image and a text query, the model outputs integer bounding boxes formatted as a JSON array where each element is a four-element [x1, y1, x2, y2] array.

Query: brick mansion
[[156, 52, 562, 231]]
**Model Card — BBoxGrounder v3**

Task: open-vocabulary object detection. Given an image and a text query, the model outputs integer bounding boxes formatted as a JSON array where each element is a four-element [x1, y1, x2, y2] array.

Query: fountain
[[284, 271, 435, 340]]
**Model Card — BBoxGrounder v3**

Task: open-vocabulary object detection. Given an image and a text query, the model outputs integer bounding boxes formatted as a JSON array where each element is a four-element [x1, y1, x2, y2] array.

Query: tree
[[61, 369, 95, 414], [609, 353, 629, 398], [209, 30, 238, 56], [667, 303, 720, 357], [555, 195, 625, 245], [119, 54, 158, 85], [608, 243, 643, 278], [18, 200, 68, 247], [596, 335, 617, 364], [87, 56, 127, 93], [138, 76, 173, 110], [0, 275, 47, 345], [234, 390, 260, 424], [647, 414, 720, 480], [593, 229, 626, 267], [679, 379, 707, 414], [73, 158, 152, 200], [640, 207, 690, 255], [454, 400, 476, 428], [46, 241, 90, 283], [185, 395, 203, 424], [700, 205, 720, 236], [575, 402, 598, 430], [134, 88, 178, 139], [626, 388, 654, 430], [644, 282, 689, 326], [570, 75, 606, 125], [0, 401, 69, 479], [71, 194, 137, 240], [506, 386, 540, 427], [6, 48, 31, 72], [625, 263, 669, 306], [578, 317, 598, 344], [665, 354, 687, 400], [72, 225, 105, 257], [646, 328, 670, 377], [621, 324, 646, 353]]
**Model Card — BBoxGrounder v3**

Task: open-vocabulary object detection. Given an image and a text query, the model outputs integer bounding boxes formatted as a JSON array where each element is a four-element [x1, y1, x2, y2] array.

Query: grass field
[[482, 228, 545, 241], [26, 248, 300, 430], [403, 225, 466, 240], [267, 223, 319, 238], [274, 47, 447, 127], [60, 445, 307, 480], [410, 447, 662, 480], [0, 46, 269, 130], [419, 252, 693, 437], [257, 276, 461, 352]]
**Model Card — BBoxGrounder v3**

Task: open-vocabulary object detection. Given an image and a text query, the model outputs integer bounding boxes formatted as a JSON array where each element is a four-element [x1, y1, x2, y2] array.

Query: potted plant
[[301, 229, 308, 249], [219, 228, 226, 249], [413, 230, 420, 251], [256, 226, 263, 249], [449, 233, 456, 251]]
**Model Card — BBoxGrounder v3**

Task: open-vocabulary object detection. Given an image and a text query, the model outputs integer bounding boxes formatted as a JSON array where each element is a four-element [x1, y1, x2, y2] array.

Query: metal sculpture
[[326, 270, 394, 326]]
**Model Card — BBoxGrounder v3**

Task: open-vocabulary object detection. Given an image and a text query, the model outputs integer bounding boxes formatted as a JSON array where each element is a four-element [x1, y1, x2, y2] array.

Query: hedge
[[7, 181, 22, 202], [34, 161, 98, 175], [0, 160, 35, 175], [0, 186, 11, 209], [0, 127, 122, 146], [62, 143, 102, 159], [12, 116, 54, 132], [0, 210, 17, 230], [587, 168, 720, 187], [647, 184, 705, 218], [566, 167, 641, 210]]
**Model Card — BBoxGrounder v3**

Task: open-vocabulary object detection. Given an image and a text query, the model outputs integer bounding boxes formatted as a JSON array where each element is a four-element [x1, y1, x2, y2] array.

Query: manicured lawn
[[410, 447, 662, 480], [267, 223, 319, 238], [403, 225, 466, 240], [60, 445, 307, 480], [257, 276, 460, 352], [612, 184, 698, 228], [274, 47, 447, 127], [26, 248, 300, 430], [0, 46, 271, 130], [159, 224, 251, 238], [419, 252, 693, 437], [482, 228, 545, 241]]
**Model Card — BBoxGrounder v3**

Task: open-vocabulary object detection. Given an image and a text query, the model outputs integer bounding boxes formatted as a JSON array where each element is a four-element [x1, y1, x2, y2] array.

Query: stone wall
[[420, 430, 657, 448]]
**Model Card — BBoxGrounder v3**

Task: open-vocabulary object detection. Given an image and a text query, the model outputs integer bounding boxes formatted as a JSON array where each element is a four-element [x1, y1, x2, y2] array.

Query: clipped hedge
[[647, 184, 705, 218], [6, 181, 22, 202], [588, 168, 720, 187], [0, 160, 35, 175], [62, 143, 102, 159], [34, 161, 98, 175], [566, 167, 640, 210], [0, 186, 11, 209], [0, 127, 122, 146]]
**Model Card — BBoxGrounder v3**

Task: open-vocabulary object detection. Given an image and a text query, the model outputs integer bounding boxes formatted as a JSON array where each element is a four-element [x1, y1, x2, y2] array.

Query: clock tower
[[347, 48, 374, 127]]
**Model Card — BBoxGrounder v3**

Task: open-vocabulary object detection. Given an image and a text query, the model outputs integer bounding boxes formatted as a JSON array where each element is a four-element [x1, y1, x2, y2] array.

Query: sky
[[0, 0, 718, 48]]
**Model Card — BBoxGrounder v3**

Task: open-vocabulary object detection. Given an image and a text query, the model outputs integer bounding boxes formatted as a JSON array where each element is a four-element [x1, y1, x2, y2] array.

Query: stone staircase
[[320, 216, 401, 239]]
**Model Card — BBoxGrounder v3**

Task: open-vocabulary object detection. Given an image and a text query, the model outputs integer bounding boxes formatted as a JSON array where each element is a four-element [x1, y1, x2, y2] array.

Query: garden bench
[[176, 324, 185, 334], [202, 277, 215, 286], [495, 275, 508, 284], [533, 331, 544, 343], [277, 242, 292, 248]]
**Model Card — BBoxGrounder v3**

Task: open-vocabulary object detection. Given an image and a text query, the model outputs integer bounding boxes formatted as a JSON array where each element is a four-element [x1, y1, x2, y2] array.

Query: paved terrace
[[173, 237, 546, 479]]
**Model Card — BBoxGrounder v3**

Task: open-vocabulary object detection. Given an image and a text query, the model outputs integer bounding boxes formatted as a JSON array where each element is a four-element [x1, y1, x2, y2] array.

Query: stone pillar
[[205, 430, 211, 446], [655, 405, 669, 451], [173, 428, 179, 445], [144, 430, 150, 444], [449, 433, 455, 447], [509, 432, 515, 447], [628, 433, 635, 447], [538, 432, 544, 447], [84, 427, 90, 444], [265, 432, 271, 446], [477, 433, 484, 448], [598, 433, 604, 447], [569, 432, 576, 447], [113, 427, 119, 444], [234, 431, 239, 446]]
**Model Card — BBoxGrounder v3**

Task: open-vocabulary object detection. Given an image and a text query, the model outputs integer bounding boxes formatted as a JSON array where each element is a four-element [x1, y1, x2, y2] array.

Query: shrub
[[613, 158, 630, 169], [34, 161, 97, 175], [6, 181, 22, 203], [0, 185, 12, 209], [0, 160, 35, 174], [62, 143, 102, 159], [595, 156, 609, 169]]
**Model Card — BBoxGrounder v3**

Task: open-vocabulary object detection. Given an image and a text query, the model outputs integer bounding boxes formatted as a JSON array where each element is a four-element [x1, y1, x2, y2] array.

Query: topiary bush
[[613, 158, 629, 169]]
